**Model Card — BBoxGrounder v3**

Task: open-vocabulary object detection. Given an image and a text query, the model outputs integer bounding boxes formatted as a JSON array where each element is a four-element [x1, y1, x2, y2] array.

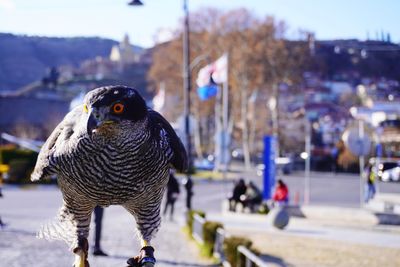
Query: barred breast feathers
[[31, 106, 187, 183]]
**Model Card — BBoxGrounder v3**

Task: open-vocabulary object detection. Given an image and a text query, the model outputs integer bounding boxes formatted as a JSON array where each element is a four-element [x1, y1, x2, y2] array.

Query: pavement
[[1, 176, 400, 267], [209, 211, 400, 249], [367, 193, 400, 215], [0, 185, 217, 267], [208, 210, 400, 267]]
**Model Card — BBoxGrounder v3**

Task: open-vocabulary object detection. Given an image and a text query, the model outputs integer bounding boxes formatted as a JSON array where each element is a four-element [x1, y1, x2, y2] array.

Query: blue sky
[[0, 0, 399, 48]]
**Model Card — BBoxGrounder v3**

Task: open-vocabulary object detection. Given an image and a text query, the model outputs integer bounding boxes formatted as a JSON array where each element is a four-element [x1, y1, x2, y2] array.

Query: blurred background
[[0, 1, 400, 267], [0, 0, 399, 178]]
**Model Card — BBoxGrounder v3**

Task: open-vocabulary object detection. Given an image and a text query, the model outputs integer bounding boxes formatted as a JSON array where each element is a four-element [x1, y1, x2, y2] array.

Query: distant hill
[[312, 39, 400, 82], [0, 33, 142, 91], [2, 33, 399, 92]]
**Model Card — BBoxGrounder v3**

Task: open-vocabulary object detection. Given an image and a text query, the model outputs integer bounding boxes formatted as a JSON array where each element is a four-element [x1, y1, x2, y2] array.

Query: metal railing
[[192, 213, 205, 244], [213, 227, 227, 260], [237, 245, 268, 267], [213, 227, 267, 267], [190, 218, 267, 267]]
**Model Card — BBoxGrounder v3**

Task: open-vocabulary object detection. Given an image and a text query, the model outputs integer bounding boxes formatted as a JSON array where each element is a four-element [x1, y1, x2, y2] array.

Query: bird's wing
[[148, 109, 188, 172], [31, 107, 82, 181]]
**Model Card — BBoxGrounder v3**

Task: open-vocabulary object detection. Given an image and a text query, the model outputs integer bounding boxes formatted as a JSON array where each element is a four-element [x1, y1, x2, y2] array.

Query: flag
[[196, 63, 214, 88], [196, 53, 228, 87], [197, 77, 218, 101], [211, 53, 228, 84]]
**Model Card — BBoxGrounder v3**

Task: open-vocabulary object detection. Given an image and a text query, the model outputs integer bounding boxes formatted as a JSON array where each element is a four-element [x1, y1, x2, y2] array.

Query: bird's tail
[[37, 208, 78, 250]]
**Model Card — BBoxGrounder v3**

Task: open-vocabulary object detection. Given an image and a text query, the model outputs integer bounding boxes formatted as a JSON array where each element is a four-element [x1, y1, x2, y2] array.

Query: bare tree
[[147, 7, 309, 166]]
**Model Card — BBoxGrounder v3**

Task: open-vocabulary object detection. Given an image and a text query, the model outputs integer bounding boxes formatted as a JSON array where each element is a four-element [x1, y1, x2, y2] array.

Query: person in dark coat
[[0, 175, 5, 229], [163, 170, 180, 220], [228, 178, 247, 211], [92, 206, 108, 256], [183, 176, 193, 210], [242, 181, 263, 212]]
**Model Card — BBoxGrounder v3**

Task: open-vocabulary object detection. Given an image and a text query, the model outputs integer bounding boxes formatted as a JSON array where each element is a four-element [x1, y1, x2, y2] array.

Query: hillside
[[0, 33, 141, 91], [312, 40, 400, 82]]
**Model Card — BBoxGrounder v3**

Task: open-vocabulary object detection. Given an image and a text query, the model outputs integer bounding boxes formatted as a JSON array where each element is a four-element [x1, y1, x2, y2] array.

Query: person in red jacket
[[273, 179, 289, 205]]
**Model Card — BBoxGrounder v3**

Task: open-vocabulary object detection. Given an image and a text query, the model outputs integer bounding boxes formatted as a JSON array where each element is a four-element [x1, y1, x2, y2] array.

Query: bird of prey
[[31, 85, 187, 267]]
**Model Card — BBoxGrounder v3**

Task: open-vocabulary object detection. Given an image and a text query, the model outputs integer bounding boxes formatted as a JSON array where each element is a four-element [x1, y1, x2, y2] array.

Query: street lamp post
[[304, 118, 311, 205], [182, 0, 192, 173], [182, 0, 193, 211]]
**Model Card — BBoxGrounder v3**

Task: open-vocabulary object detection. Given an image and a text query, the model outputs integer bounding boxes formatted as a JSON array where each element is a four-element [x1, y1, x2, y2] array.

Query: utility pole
[[182, 0, 193, 210], [304, 119, 311, 204]]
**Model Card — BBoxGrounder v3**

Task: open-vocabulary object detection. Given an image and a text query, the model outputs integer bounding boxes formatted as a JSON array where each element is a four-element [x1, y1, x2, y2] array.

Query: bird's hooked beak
[[86, 107, 115, 137], [87, 112, 98, 137]]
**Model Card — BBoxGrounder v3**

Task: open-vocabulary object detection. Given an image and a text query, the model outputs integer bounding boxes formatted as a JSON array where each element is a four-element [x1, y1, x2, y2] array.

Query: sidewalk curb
[[286, 205, 400, 225]]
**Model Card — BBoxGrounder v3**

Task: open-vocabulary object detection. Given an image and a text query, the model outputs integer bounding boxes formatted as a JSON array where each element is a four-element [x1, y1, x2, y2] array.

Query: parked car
[[194, 158, 214, 171], [381, 166, 400, 182], [376, 161, 400, 182], [256, 157, 293, 176]]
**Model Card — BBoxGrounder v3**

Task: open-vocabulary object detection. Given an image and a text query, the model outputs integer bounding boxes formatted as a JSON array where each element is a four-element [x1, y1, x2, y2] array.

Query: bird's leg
[[124, 203, 161, 267], [60, 202, 93, 267], [73, 237, 89, 267], [140, 239, 149, 248], [71, 213, 92, 267], [140, 240, 156, 266], [126, 230, 157, 267]]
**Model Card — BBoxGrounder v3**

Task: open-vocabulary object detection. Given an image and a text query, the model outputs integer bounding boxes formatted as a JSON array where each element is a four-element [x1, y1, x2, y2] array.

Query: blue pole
[[263, 136, 276, 200]]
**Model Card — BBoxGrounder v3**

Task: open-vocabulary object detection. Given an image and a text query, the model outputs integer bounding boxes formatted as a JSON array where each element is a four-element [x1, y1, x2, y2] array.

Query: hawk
[[31, 85, 187, 267]]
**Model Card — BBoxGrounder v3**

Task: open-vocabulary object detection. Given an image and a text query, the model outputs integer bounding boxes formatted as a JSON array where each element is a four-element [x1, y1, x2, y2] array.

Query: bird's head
[[83, 85, 147, 137]]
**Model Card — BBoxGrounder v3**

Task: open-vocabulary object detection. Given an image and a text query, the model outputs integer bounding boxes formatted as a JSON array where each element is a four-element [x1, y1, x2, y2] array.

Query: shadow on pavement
[[260, 254, 294, 267], [3, 228, 36, 237], [157, 259, 219, 267], [285, 228, 326, 235], [107, 255, 218, 267]]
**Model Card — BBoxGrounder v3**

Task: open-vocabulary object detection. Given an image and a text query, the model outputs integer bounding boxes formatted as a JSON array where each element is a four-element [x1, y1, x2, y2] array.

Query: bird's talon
[[126, 256, 140, 267], [73, 250, 90, 267], [127, 246, 156, 267], [126, 258, 155, 267], [141, 262, 155, 267], [73, 238, 89, 267]]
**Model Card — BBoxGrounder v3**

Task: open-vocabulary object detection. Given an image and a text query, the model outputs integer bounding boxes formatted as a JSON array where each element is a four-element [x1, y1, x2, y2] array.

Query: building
[[110, 34, 140, 66]]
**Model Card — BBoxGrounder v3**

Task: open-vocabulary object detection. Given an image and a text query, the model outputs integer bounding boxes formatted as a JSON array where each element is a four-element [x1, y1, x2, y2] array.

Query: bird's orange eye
[[112, 103, 124, 114], [83, 104, 89, 113]]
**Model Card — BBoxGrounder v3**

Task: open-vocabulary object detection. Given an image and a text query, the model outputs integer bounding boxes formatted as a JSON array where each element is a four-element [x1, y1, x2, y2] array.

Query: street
[[185, 170, 400, 213], [1, 169, 400, 266]]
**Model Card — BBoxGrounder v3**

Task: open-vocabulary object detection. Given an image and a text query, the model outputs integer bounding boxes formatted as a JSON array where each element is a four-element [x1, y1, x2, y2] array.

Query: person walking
[[163, 170, 180, 220], [183, 176, 193, 210], [92, 206, 108, 256], [365, 165, 376, 203]]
